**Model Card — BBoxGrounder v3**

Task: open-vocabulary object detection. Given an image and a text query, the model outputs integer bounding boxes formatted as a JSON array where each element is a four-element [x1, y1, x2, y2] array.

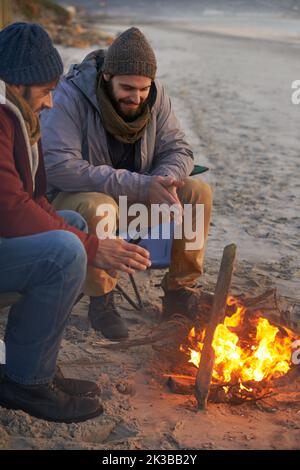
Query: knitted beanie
[[0, 22, 63, 86], [102, 27, 157, 80]]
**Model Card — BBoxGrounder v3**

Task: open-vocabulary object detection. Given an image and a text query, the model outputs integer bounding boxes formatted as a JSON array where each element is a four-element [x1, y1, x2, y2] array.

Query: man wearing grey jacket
[[41, 27, 213, 340]]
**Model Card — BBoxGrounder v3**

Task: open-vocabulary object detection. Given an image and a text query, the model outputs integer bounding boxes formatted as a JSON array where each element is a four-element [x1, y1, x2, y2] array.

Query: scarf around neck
[[96, 73, 151, 144], [5, 84, 41, 146]]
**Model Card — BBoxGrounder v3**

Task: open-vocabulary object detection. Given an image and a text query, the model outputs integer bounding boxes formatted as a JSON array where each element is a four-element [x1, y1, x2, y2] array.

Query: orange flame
[[181, 296, 293, 388]]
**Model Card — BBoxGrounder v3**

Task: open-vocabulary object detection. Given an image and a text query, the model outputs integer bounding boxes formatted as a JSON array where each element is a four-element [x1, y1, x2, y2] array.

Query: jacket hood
[[65, 50, 106, 113]]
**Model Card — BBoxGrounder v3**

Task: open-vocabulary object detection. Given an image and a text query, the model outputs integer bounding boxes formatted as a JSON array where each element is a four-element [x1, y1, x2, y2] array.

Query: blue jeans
[[0, 210, 88, 385]]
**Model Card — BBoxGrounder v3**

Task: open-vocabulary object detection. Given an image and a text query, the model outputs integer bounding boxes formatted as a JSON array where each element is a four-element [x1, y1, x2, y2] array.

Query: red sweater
[[0, 105, 98, 263]]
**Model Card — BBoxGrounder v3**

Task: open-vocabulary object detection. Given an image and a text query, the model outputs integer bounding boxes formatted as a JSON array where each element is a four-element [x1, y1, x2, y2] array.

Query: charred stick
[[195, 244, 237, 410]]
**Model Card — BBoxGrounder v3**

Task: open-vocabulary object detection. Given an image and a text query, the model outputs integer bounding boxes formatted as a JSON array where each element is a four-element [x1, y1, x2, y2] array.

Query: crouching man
[[0, 22, 150, 423], [41, 27, 213, 341]]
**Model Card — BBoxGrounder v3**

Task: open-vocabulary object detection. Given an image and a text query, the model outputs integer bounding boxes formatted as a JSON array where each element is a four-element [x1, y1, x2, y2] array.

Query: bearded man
[[41, 27, 213, 341]]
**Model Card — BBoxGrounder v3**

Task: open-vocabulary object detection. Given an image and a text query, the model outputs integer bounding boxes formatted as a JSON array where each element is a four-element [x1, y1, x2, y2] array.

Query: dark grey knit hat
[[103, 27, 157, 80], [0, 22, 63, 86]]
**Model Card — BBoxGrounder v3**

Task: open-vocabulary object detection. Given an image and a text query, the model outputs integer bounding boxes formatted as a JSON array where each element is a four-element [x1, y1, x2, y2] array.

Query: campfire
[[165, 244, 299, 408], [178, 295, 295, 403], [101, 244, 300, 409]]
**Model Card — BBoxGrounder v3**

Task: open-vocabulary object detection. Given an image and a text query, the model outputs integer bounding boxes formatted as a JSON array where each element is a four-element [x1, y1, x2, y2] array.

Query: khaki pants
[[52, 178, 213, 296]]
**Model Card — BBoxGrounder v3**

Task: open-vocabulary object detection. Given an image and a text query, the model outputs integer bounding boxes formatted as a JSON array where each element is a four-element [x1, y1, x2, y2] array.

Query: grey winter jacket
[[41, 50, 194, 202]]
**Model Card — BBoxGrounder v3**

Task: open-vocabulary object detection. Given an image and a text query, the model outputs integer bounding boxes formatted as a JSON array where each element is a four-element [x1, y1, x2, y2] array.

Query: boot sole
[[90, 325, 129, 341], [0, 399, 104, 423]]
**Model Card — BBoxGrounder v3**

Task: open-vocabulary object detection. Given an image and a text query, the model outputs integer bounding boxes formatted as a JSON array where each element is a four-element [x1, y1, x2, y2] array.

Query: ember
[[180, 296, 294, 395]]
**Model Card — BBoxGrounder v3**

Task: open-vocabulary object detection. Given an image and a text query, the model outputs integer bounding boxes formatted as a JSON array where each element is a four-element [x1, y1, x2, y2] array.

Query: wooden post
[[0, 0, 12, 30], [195, 243, 237, 409]]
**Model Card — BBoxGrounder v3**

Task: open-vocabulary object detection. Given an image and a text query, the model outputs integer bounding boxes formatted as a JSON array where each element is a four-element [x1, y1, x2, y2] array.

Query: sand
[[0, 8, 299, 450]]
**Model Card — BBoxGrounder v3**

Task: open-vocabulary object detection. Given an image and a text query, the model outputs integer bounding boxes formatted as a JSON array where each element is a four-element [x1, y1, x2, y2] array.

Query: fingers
[[158, 176, 184, 189], [115, 249, 151, 270], [111, 262, 143, 275], [154, 177, 184, 205], [126, 251, 152, 268], [111, 241, 151, 273], [167, 186, 182, 206], [125, 258, 149, 271], [123, 240, 150, 259], [172, 180, 185, 188], [158, 176, 176, 187], [117, 255, 151, 274], [102, 239, 151, 272], [159, 187, 179, 205]]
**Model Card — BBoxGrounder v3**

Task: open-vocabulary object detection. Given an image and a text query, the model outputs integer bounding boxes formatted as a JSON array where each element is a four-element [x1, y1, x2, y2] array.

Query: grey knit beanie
[[0, 22, 63, 86], [102, 27, 157, 80]]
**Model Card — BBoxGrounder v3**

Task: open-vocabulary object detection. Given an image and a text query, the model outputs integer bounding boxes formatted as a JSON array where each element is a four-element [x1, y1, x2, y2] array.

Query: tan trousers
[[52, 178, 213, 296]]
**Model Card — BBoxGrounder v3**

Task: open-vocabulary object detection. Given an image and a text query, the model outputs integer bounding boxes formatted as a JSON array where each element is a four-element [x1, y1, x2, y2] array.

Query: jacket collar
[[0, 80, 38, 191]]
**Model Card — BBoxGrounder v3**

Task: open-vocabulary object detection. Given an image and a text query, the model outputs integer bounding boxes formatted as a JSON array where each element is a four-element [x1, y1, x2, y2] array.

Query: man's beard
[[105, 79, 147, 122]]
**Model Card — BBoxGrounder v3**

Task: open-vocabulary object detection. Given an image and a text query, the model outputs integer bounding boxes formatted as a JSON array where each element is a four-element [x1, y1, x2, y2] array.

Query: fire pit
[[100, 244, 300, 410], [174, 294, 297, 405], [162, 244, 300, 410]]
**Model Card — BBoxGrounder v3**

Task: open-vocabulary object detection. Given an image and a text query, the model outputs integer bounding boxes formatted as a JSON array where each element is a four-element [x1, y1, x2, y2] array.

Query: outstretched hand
[[92, 238, 151, 275]]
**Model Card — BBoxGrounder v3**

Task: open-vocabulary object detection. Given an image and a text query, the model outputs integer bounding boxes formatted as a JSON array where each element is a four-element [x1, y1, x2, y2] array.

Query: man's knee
[[57, 209, 88, 233], [179, 178, 213, 206], [75, 192, 119, 222], [49, 231, 87, 277]]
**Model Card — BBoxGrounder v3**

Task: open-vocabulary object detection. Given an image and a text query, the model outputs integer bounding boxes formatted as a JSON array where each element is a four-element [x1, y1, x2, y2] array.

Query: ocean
[[58, 0, 300, 42], [58, 0, 300, 19]]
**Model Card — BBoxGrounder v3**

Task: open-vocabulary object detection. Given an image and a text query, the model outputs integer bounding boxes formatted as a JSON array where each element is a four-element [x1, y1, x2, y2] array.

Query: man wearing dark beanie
[[0, 22, 150, 422], [41, 27, 213, 338]]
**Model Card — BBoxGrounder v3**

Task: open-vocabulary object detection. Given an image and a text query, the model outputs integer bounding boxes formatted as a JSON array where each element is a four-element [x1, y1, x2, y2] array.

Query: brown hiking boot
[[54, 366, 100, 397], [0, 374, 103, 423], [88, 291, 128, 340], [162, 287, 214, 323]]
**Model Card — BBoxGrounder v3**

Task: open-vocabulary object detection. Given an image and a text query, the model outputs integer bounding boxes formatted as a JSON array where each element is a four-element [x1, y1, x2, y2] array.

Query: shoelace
[[105, 290, 123, 313]]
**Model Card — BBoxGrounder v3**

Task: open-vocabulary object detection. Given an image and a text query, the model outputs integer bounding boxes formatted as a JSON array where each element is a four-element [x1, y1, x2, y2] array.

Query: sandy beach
[[0, 0, 300, 450]]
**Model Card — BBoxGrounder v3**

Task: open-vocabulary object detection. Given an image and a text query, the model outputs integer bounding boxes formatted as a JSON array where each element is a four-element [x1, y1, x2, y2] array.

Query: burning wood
[[158, 243, 300, 410], [178, 294, 299, 406]]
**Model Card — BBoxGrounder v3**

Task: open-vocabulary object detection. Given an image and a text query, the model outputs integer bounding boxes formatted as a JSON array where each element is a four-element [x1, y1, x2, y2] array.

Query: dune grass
[[13, 0, 70, 24]]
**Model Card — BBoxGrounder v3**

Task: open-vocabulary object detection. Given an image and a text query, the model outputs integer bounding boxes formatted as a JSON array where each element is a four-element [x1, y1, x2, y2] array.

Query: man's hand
[[148, 176, 184, 206], [92, 238, 151, 275]]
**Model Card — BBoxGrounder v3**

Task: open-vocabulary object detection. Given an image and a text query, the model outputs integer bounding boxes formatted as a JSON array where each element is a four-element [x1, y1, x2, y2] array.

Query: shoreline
[[95, 15, 300, 46]]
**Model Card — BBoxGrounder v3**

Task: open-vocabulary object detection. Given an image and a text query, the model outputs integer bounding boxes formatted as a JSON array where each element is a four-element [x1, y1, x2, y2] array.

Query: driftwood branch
[[242, 289, 276, 307], [96, 317, 190, 350], [96, 332, 168, 350], [195, 243, 237, 409]]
